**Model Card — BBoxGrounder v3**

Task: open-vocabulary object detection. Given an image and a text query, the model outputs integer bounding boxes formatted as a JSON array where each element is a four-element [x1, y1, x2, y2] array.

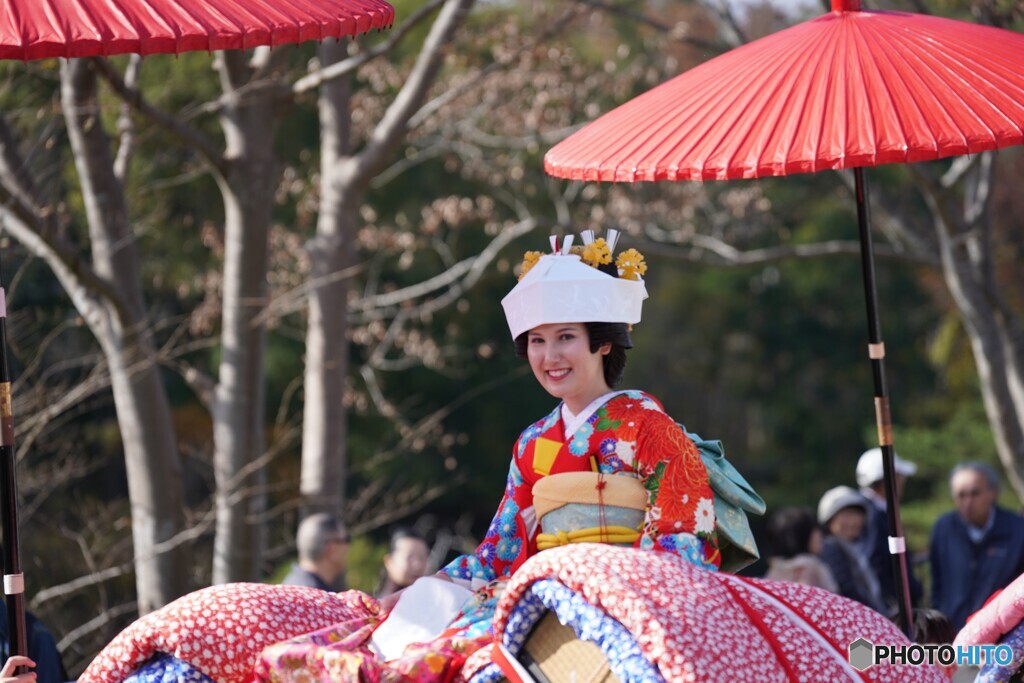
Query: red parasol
[[544, 0, 1024, 181], [0, 0, 395, 60], [0, 0, 393, 663], [544, 0, 1024, 637]]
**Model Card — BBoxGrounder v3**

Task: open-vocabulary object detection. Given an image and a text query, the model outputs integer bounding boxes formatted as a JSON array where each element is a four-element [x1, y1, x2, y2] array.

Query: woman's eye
[[559, 334, 575, 341]]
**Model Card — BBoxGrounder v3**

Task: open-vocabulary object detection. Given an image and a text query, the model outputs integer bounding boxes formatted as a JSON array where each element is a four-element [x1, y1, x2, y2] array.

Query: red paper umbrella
[[545, 0, 1024, 181], [0, 0, 395, 60], [0, 0, 393, 664], [544, 0, 1024, 638]]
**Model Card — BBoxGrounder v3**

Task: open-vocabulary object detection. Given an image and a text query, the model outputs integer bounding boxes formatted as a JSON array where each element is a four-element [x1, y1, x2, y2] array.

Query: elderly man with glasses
[[929, 462, 1024, 631], [283, 513, 350, 592]]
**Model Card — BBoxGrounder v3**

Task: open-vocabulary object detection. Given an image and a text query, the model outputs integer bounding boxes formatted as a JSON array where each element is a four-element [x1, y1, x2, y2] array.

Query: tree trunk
[[211, 52, 277, 583], [300, 0, 476, 522], [300, 41, 355, 519], [61, 59, 187, 612], [926, 154, 1024, 499]]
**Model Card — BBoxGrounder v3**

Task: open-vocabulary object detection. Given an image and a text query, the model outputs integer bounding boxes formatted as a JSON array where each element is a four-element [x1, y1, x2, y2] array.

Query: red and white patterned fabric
[[492, 544, 947, 682], [956, 572, 1024, 646], [80, 583, 380, 683]]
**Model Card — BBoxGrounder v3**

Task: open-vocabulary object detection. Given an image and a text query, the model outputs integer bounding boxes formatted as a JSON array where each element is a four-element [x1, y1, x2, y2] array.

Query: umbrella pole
[[0, 255, 27, 659], [853, 168, 915, 639]]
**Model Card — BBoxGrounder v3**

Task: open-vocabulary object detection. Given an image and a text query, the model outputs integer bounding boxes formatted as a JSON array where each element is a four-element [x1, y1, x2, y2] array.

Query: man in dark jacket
[[281, 513, 349, 592], [0, 600, 67, 683], [929, 462, 1024, 631]]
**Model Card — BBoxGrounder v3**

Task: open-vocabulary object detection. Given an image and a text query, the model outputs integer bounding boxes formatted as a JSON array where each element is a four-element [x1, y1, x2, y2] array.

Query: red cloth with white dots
[[79, 582, 380, 683]]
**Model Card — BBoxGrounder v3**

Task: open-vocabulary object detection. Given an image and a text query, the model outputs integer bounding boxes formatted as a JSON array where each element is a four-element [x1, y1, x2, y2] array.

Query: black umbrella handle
[[854, 168, 916, 640], [0, 282, 28, 661]]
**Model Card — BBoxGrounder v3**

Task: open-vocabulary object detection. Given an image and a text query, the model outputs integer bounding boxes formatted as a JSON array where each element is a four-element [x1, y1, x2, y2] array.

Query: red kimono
[[442, 390, 720, 588]]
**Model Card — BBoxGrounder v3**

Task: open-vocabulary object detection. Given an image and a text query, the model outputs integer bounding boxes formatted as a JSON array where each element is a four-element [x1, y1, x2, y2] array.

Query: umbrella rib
[[714, 20, 832, 178], [868, 17, 967, 156], [896, 23, 1007, 147], [645, 54, 772, 178], [848, 18, 895, 165], [87, 0, 148, 55], [127, 0, 188, 53], [778, 17, 841, 175], [0, 1, 20, 53], [651, 21, 826, 179], [37, 0, 85, 58], [209, 0, 276, 48]]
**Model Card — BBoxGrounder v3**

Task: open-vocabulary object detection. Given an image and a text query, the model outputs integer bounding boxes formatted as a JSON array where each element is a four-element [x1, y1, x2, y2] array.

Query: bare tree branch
[[353, 217, 537, 322], [355, 0, 477, 183], [0, 207, 132, 327], [637, 233, 940, 266], [91, 57, 228, 176], [408, 5, 581, 130], [292, 0, 449, 95], [579, 0, 730, 53], [113, 55, 142, 182]]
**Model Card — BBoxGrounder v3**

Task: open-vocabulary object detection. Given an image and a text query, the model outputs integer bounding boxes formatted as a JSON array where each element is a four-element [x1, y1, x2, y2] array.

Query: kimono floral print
[[442, 390, 720, 589]]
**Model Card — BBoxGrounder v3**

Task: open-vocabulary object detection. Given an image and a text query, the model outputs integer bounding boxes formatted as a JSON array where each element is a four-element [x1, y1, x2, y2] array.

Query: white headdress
[[501, 230, 649, 340]]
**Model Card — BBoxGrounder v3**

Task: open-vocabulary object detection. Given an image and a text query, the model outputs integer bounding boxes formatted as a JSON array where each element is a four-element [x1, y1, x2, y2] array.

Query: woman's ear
[[599, 342, 612, 356]]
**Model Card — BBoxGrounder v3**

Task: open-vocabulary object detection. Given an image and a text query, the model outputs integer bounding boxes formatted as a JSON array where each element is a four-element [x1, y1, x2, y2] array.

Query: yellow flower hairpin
[[616, 248, 647, 281], [518, 251, 542, 281], [582, 238, 612, 268]]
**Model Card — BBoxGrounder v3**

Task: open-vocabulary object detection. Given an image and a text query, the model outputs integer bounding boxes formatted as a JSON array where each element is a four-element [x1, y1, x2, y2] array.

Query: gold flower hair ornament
[[616, 248, 647, 281], [582, 238, 612, 268], [516, 231, 647, 281], [518, 250, 543, 281]]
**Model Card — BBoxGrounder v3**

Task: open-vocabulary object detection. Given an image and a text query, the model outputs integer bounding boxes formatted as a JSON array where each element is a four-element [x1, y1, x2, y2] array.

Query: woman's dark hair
[[514, 322, 632, 388], [765, 506, 821, 559], [911, 608, 955, 645]]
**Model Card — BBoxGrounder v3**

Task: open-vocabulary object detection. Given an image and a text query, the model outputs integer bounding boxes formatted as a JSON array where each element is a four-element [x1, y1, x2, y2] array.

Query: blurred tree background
[[0, 0, 1020, 673]]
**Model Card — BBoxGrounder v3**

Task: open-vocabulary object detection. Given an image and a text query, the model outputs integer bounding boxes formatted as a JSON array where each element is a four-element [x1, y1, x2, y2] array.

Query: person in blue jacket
[[929, 462, 1024, 631], [0, 601, 67, 683]]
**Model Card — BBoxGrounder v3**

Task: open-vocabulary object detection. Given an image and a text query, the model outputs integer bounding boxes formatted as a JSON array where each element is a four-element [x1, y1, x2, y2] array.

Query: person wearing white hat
[[441, 232, 721, 590], [852, 447, 923, 614], [816, 486, 887, 613]]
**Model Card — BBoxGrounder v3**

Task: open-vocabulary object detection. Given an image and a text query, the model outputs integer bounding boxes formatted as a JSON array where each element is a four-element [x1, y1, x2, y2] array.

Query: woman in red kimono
[[81, 233, 721, 683]]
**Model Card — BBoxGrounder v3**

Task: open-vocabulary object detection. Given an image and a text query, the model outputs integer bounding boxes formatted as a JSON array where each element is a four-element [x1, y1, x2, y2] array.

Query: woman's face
[[827, 507, 866, 542], [384, 537, 429, 588], [526, 323, 611, 413]]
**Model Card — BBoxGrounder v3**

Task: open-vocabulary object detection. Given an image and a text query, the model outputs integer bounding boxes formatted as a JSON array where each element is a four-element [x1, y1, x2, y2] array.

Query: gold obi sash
[[532, 472, 647, 550]]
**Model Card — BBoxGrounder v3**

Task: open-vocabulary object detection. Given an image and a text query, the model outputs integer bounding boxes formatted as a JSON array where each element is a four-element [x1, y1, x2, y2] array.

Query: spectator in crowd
[[930, 462, 1024, 631], [282, 513, 349, 592], [375, 527, 431, 599], [0, 656, 37, 683], [0, 601, 66, 683], [817, 486, 887, 613], [853, 447, 924, 612], [763, 506, 838, 592]]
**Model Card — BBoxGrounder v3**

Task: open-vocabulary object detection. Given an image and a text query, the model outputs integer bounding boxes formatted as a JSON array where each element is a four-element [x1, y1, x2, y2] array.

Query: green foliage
[[345, 536, 388, 594]]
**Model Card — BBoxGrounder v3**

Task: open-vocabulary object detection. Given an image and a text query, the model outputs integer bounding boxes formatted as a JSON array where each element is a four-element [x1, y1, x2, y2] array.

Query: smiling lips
[[546, 368, 571, 381]]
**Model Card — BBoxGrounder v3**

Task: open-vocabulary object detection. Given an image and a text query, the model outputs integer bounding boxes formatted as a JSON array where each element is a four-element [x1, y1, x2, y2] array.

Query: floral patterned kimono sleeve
[[631, 405, 721, 570], [441, 441, 534, 589]]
